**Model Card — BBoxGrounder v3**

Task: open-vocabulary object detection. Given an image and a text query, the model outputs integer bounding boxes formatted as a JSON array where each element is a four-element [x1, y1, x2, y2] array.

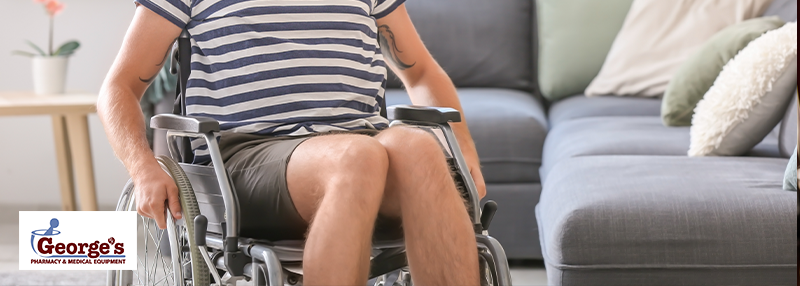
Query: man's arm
[[97, 6, 183, 228], [376, 5, 487, 199]]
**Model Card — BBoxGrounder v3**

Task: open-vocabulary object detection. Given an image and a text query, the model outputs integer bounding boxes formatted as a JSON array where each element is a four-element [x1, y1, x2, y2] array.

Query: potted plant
[[13, 0, 80, 95]]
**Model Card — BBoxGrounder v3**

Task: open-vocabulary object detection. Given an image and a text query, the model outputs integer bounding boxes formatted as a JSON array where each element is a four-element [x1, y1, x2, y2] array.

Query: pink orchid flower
[[45, 0, 65, 16]]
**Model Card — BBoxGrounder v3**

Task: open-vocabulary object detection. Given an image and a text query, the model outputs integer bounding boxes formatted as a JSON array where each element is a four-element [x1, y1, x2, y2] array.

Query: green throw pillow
[[662, 16, 785, 127], [537, 0, 633, 102]]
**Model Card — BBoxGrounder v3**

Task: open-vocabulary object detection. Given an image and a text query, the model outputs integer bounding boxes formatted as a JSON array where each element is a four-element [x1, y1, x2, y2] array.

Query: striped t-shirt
[[135, 0, 405, 160]]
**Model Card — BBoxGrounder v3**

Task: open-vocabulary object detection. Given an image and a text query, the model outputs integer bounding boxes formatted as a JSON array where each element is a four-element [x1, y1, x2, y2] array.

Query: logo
[[19, 211, 137, 270], [30, 218, 125, 261]]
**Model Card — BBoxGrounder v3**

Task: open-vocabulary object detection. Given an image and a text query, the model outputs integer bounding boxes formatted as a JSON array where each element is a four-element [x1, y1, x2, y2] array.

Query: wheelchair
[[107, 30, 511, 286]]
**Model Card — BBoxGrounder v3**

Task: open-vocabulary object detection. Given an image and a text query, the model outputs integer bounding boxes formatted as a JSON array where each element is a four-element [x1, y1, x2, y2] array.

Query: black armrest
[[150, 114, 220, 134], [387, 105, 461, 124]]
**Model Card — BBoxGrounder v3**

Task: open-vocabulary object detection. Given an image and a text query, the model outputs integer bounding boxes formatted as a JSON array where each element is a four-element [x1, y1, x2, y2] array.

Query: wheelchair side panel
[[180, 163, 226, 235]]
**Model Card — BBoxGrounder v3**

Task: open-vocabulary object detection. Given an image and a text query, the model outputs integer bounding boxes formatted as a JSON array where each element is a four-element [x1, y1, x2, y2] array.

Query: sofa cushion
[[779, 92, 798, 158], [749, 129, 782, 158], [541, 117, 686, 181], [386, 0, 533, 90], [784, 147, 798, 191], [540, 117, 783, 182], [385, 88, 548, 183], [537, 156, 797, 284], [763, 0, 798, 22], [482, 183, 543, 259], [547, 95, 662, 127]]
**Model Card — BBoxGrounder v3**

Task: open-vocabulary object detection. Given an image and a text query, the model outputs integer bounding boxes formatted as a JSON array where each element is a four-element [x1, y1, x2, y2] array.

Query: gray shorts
[[218, 129, 384, 241]]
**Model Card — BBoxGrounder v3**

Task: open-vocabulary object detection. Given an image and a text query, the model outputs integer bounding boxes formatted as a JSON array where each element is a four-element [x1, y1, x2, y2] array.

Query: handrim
[[106, 156, 210, 286], [156, 155, 210, 286]]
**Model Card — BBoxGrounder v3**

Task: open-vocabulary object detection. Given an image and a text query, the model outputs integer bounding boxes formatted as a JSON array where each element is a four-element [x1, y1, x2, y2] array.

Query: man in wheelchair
[[98, 1, 495, 285]]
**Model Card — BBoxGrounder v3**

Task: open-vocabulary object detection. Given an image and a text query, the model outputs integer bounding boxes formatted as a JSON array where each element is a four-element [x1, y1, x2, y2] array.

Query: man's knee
[[378, 127, 455, 193], [378, 127, 444, 163], [378, 127, 462, 212], [328, 135, 389, 175], [289, 135, 389, 221], [292, 135, 389, 191], [311, 135, 390, 204]]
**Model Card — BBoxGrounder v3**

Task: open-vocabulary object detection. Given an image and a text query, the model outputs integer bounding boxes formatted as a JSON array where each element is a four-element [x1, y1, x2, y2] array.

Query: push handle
[[170, 49, 179, 75], [194, 215, 208, 246], [480, 200, 498, 231]]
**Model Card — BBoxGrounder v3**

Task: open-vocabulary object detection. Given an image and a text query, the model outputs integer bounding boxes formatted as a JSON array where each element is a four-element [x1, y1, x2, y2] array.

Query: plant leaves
[[25, 40, 46, 56], [12, 50, 36, 57], [54, 41, 80, 56]]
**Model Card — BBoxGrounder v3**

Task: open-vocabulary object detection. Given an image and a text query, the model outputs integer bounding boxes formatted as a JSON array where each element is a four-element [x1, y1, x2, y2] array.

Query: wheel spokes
[[134, 215, 190, 286]]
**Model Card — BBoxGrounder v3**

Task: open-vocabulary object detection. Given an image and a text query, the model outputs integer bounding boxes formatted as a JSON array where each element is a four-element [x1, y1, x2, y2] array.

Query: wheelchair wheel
[[106, 156, 210, 286], [479, 252, 496, 286], [477, 235, 512, 286]]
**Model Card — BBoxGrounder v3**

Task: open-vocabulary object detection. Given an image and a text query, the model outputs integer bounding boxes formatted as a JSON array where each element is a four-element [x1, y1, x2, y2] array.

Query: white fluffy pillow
[[689, 22, 798, 157], [585, 0, 771, 97]]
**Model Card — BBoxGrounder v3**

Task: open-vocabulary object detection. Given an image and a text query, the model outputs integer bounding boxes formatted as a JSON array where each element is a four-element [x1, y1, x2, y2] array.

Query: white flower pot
[[32, 56, 69, 95]]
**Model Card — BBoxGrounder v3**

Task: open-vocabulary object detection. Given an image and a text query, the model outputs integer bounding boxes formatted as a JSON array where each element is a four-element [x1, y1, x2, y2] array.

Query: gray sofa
[[385, 0, 798, 284]]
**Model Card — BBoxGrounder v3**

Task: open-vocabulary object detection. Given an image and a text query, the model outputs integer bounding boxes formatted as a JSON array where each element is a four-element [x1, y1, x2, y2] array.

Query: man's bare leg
[[286, 134, 389, 286], [377, 127, 480, 286]]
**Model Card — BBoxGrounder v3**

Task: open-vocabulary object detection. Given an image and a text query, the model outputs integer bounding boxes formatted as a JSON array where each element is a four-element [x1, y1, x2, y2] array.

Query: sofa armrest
[[150, 114, 220, 134], [387, 105, 462, 124]]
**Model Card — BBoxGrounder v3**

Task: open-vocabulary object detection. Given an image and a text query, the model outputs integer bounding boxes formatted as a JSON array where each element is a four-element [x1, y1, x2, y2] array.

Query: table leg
[[65, 114, 98, 211], [51, 115, 76, 211]]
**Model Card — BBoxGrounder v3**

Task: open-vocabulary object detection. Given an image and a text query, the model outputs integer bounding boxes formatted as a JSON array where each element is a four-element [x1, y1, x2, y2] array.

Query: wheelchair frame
[[108, 30, 512, 286]]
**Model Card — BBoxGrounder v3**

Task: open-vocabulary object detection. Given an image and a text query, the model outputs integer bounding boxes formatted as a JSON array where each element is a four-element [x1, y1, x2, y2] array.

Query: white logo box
[[19, 211, 137, 270]]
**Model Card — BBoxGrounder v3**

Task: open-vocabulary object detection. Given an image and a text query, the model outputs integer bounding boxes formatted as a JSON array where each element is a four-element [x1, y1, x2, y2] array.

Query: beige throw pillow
[[585, 0, 771, 97]]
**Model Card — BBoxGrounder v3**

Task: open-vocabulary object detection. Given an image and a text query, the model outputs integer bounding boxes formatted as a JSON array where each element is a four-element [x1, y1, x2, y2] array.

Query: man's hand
[[133, 164, 182, 229], [464, 151, 487, 200], [454, 128, 486, 199]]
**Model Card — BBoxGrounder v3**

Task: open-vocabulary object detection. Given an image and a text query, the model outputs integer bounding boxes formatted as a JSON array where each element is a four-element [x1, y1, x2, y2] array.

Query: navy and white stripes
[[134, 0, 405, 162]]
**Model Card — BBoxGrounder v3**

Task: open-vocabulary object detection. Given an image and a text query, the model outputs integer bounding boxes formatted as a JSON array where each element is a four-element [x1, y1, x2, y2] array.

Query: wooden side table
[[0, 92, 99, 211]]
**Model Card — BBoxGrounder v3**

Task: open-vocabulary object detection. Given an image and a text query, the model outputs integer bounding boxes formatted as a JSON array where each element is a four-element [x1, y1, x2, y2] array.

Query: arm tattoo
[[378, 25, 416, 70], [138, 73, 158, 84], [139, 38, 178, 83]]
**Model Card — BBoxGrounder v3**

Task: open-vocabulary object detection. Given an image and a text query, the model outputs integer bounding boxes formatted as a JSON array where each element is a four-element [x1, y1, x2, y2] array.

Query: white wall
[[0, 1, 136, 209]]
